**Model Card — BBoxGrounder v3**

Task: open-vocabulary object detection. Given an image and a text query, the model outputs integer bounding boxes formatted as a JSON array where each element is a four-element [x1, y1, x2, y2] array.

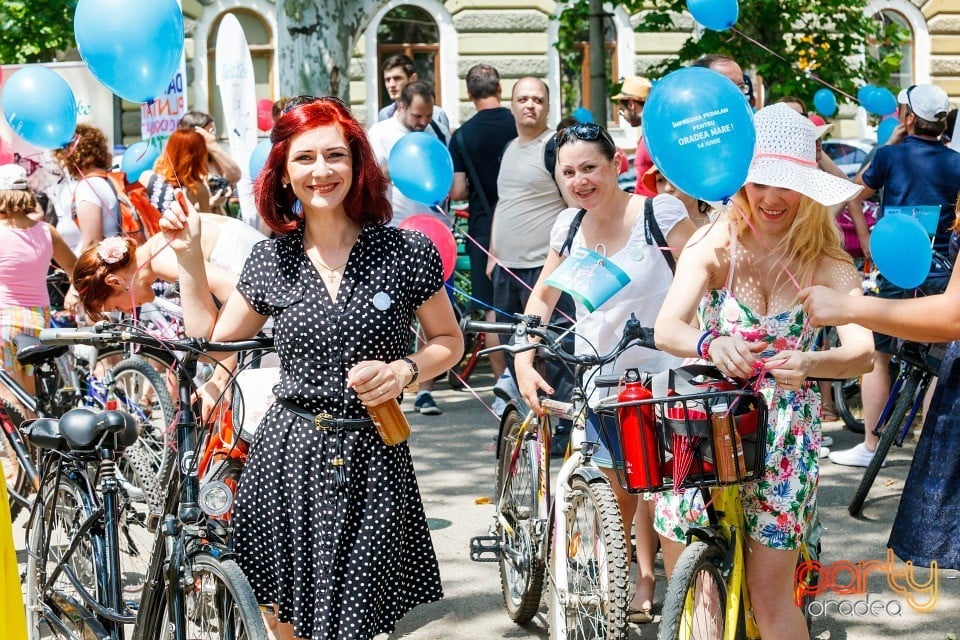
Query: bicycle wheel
[[2, 401, 33, 520], [657, 541, 729, 640], [848, 370, 922, 516], [832, 378, 864, 434], [496, 407, 547, 624], [110, 357, 178, 514], [158, 552, 268, 640], [550, 476, 629, 640], [25, 475, 102, 640]]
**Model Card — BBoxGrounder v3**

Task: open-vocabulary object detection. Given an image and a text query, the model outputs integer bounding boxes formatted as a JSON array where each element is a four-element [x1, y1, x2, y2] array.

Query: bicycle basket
[[596, 364, 768, 494]]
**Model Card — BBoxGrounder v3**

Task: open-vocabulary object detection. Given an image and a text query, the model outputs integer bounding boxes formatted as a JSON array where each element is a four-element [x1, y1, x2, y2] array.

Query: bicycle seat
[[25, 408, 140, 452], [14, 333, 68, 366]]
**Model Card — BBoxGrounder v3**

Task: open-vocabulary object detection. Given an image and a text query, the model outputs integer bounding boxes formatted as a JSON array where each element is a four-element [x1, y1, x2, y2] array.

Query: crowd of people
[[3, 50, 960, 640]]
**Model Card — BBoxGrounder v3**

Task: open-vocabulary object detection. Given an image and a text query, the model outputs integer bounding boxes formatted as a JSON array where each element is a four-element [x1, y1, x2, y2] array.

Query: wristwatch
[[399, 356, 419, 385]]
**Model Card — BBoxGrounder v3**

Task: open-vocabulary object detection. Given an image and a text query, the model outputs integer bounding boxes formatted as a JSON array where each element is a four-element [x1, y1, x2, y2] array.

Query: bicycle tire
[[496, 407, 547, 624], [156, 552, 268, 640], [25, 474, 102, 640], [549, 476, 629, 640], [110, 357, 178, 515], [832, 377, 864, 434], [657, 541, 729, 640], [848, 370, 922, 516], [2, 400, 33, 520]]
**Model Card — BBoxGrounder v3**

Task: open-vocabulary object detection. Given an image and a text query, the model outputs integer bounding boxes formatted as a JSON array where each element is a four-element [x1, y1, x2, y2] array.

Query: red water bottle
[[617, 370, 661, 491]]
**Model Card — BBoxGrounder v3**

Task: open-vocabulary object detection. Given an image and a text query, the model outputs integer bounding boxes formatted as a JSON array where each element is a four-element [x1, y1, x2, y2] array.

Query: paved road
[[13, 366, 959, 639]]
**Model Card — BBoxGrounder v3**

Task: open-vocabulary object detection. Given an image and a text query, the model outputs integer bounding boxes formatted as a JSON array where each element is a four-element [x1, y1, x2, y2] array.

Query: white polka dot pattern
[[233, 225, 444, 639]]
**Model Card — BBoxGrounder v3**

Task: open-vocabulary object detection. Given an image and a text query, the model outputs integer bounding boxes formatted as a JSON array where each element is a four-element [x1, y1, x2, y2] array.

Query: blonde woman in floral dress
[[653, 104, 875, 639]]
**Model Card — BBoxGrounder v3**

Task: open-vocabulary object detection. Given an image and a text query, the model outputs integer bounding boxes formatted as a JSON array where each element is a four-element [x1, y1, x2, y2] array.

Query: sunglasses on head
[[282, 95, 351, 115], [557, 122, 616, 149]]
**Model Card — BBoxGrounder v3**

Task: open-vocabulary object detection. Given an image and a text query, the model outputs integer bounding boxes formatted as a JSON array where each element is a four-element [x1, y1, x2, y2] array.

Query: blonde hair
[[731, 189, 852, 287], [0, 190, 38, 217]]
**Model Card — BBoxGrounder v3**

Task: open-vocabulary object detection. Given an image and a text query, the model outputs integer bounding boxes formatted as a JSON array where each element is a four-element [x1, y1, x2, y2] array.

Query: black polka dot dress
[[233, 224, 444, 639]]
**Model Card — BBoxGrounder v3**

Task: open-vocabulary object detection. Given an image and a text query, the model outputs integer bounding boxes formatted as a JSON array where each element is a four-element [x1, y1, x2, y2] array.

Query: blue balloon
[[813, 89, 837, 117], [120, 141, 160, 182], [857, 85, 879, 111], [572, 107, 594, 123], [249, 138, 272, 181], [74, 0, 184, 103], [876, 117, 898, 146], [642, 67, 755, 202], [388, 133, 454, 206], [866, 87, 897, 116], [870, 213, 933, 289], [688, 0, 739, 31], [1, 66, 77, 149]]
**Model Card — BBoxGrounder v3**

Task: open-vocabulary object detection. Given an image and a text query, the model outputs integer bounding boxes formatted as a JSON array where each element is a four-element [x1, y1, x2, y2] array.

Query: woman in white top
[[515, 122, 696, 623]]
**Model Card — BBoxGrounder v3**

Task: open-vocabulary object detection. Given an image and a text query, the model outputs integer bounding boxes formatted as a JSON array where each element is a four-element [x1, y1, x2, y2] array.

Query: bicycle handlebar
[[461, 314, 655, 368], [39, 322, 274, 354]]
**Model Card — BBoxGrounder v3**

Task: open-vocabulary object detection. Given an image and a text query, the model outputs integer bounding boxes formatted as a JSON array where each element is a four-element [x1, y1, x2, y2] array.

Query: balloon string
[[729, 27, 858, 103]]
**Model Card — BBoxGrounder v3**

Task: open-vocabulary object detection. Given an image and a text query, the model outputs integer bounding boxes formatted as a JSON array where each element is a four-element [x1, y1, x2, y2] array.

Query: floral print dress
[[653, 283, 823, 551]]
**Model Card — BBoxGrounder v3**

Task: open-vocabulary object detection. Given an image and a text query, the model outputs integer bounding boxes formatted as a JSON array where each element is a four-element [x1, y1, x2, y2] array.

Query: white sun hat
[[745, 103, 862, 207], [0, 164, 28, 191]]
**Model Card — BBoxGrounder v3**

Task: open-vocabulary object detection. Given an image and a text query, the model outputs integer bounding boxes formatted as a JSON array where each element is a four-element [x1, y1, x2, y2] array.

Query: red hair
[[154, 129, 208, 189], [255, 98, 390, 234], [72, 237, 139, 320]]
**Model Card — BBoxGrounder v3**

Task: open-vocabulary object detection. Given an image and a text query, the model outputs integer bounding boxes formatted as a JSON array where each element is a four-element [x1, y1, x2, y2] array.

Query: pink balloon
[[0, 139, 12, 165], [398, 214, 457, 281], [257, 98, 274, 131]]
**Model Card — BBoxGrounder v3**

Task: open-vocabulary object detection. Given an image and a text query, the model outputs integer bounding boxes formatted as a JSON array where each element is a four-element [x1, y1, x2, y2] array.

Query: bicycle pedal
[[469, 535, 501, 562]]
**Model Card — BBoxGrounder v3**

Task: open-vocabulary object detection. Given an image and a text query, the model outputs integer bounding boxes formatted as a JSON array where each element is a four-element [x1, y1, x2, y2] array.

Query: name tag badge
[[546, 247, 631, 312]]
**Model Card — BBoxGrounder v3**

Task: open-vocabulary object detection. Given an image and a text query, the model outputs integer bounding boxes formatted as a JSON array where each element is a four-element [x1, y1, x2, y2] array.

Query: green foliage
[[556, 0, 908, 113], [636, 0, 907, 105], [0, 0, 78, 64], [555, 2, 618, 117]]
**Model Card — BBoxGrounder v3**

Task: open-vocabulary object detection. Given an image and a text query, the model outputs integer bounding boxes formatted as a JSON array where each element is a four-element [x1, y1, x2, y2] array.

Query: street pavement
[[13, 366, 959, 639]]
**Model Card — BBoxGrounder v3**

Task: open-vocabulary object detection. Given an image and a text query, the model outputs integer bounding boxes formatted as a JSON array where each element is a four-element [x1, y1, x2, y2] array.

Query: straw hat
[[612, 76, 652, 101], [745, 103, 861, 207]]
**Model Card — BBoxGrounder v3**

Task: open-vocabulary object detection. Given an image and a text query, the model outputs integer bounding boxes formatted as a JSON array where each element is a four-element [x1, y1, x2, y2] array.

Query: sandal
[[821, 402, 839, 423], [627, 607, 653, 624]]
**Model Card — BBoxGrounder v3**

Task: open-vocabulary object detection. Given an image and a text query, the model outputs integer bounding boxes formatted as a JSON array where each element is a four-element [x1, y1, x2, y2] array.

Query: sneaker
[[491, 396, 508, 419], [493, 371, 520, 402], [821, 435, 834, 448], [414, 392, 442, 416], [828, 442, 886, 468]]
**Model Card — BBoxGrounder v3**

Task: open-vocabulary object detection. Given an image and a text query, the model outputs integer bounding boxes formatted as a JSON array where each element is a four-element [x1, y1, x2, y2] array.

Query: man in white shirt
[[377, 54, 451, 132], [367, 81, 451, 227]]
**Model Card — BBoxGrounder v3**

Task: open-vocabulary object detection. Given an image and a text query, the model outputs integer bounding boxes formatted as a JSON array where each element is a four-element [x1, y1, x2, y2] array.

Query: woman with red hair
[[160, 96, 463, 640], [139, 128, 215, 214]]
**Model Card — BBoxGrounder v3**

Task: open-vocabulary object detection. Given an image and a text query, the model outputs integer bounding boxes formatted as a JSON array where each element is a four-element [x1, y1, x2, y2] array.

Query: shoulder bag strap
[[644, 198, 677, 274]]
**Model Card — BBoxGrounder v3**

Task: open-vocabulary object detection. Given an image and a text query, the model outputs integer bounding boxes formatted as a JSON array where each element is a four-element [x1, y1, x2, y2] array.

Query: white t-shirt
[[208, 217, 269, 275], [366, 115, 451, 226], [548, 194, 688, 403], [71, 176, 121, 242]]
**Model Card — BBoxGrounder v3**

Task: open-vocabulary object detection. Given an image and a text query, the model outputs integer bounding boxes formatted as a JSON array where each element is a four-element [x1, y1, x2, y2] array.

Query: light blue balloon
[[120, 141, 160, 182], [388, 132, 454, 206], [870, 213, 933, 289], [249, 138, 272, 181], [1, 66, 77, 149], [867, 87, 897, 116], [813, 89, 837, 117], [74, 0, 184, 103], [642, 67, 755, 202], [876, 117, 898, 145], [857, 85, 878, 111], [688, 0, 739, 31], [572, 107, 594, 123]]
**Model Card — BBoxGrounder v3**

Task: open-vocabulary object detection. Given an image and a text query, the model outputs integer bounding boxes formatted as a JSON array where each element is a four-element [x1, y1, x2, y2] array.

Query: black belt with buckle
[[277, 398, 374, 431], [276, 398, 374, 488]]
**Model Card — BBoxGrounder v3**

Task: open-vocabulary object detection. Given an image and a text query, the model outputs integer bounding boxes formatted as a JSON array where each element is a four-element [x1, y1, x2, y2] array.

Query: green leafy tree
[[558, 0, 907, 113], [0, 0, 78, 64]]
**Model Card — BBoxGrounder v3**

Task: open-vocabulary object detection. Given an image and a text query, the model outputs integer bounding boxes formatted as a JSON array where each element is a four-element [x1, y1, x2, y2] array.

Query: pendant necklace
[[314, 257, 349, 284]]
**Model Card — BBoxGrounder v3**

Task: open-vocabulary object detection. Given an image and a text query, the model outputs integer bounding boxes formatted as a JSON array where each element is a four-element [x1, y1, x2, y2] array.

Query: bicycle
[[605, 367, 822, 640], [847, 338, 943, 516], [467, 313, 656, 639], [446, 204, 485, 390], [2, 331, 176, 520], [31, 321, 272, 640]]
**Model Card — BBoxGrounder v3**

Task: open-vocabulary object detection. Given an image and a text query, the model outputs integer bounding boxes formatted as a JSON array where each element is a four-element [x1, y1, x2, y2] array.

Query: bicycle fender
[[570, 465, 607, 485], [495, 402, 523, 459]]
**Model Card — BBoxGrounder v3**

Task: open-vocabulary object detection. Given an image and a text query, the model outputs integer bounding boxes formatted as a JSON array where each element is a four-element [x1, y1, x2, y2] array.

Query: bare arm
[[196, 126, 242, 184], [75, 200, 104, 252], [450, 172, 469, 201], [845, 171, 874, 261], [48, 224, 77, 277]]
